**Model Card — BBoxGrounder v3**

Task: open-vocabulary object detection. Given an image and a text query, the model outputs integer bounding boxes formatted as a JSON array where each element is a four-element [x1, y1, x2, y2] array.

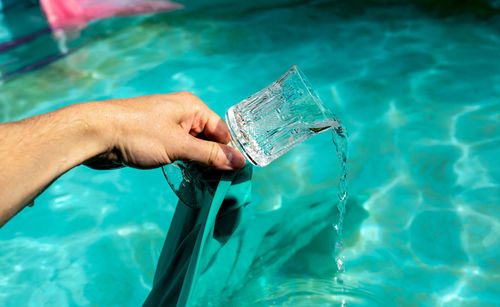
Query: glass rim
[[289, 65, 336, 122]]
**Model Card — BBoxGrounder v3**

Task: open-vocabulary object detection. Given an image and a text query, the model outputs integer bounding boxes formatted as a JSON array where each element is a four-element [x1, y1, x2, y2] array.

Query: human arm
[[0, 92, 245, 227]]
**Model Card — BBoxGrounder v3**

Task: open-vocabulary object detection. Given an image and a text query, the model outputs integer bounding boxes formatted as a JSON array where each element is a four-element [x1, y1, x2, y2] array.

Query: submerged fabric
[[39, 0, 182, 30], [143, 135, 344, 307], [144, 165, 252, 307]]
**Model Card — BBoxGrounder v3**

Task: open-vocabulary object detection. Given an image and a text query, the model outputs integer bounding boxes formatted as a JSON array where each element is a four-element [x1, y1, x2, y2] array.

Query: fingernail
[[227, 149, 246, 169]]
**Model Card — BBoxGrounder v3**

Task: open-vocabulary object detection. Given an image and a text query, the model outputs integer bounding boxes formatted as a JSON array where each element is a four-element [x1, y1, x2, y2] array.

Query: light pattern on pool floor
[[1, 1, 499, 306]]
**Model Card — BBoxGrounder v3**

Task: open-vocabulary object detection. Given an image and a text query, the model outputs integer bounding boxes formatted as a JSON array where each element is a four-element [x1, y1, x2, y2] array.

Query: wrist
[[0, 102, 114, 218], [57, 101, 113, 165]]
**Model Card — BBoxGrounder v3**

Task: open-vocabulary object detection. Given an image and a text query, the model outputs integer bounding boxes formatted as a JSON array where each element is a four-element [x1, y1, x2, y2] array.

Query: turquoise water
[[1, 1, 500, 306]]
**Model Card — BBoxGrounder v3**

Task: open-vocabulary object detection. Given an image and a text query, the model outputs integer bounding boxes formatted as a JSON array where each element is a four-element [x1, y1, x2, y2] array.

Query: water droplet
[[336, 256, 345, 272]]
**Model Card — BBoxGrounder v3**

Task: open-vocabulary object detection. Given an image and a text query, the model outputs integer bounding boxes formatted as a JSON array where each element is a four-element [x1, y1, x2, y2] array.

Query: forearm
[[0, 103, 107, 227], [0, 93, 245, 227]]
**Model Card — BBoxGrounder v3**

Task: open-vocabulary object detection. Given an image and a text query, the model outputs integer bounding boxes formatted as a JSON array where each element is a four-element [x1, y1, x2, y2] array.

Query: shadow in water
[[281, 196, 370, 275]]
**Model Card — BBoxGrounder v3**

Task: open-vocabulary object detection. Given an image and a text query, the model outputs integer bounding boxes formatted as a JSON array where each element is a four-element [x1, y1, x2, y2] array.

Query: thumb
[[180, 135, 246, 170]]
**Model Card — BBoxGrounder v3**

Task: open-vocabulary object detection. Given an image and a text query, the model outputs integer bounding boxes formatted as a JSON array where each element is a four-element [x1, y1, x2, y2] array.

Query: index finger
[[189, 95, 232, 145]]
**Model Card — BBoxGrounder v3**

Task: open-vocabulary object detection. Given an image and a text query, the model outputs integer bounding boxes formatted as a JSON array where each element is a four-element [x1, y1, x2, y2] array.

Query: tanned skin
[[0, 92, 245, 227]]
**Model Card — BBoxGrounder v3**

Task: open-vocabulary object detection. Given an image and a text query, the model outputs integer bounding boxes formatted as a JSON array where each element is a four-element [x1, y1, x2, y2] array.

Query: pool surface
[[1, 0, 500, 306]]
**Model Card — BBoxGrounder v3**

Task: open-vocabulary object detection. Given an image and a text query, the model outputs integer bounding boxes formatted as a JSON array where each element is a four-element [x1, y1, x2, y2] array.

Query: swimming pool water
[[1, 1, 500, 306]]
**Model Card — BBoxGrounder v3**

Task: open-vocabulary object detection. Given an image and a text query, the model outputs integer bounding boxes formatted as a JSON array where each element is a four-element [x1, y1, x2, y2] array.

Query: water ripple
[[248, 276, 385, 307]]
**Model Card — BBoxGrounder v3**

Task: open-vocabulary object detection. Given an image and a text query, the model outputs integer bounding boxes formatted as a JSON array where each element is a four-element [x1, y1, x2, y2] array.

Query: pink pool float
[[40, 0, 183, 31]]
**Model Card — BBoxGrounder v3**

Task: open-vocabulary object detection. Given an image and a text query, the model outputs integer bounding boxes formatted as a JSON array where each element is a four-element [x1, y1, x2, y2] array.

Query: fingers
[[180, 135, 246, 170], [169, 91, 244, 169], [177, 91, 231, 144], [203, 116, 231, 144]]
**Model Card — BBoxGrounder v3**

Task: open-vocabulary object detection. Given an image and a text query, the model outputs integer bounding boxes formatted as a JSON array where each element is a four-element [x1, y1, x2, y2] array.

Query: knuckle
[[178, 91, 195, 99], [207, 142, 222, 166], [178, 91, 204, 107]]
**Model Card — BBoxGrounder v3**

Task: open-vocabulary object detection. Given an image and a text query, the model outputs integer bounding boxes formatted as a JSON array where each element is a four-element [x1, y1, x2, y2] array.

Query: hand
[[85, 91, 246, 170], [0, 91, 246, 226]]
